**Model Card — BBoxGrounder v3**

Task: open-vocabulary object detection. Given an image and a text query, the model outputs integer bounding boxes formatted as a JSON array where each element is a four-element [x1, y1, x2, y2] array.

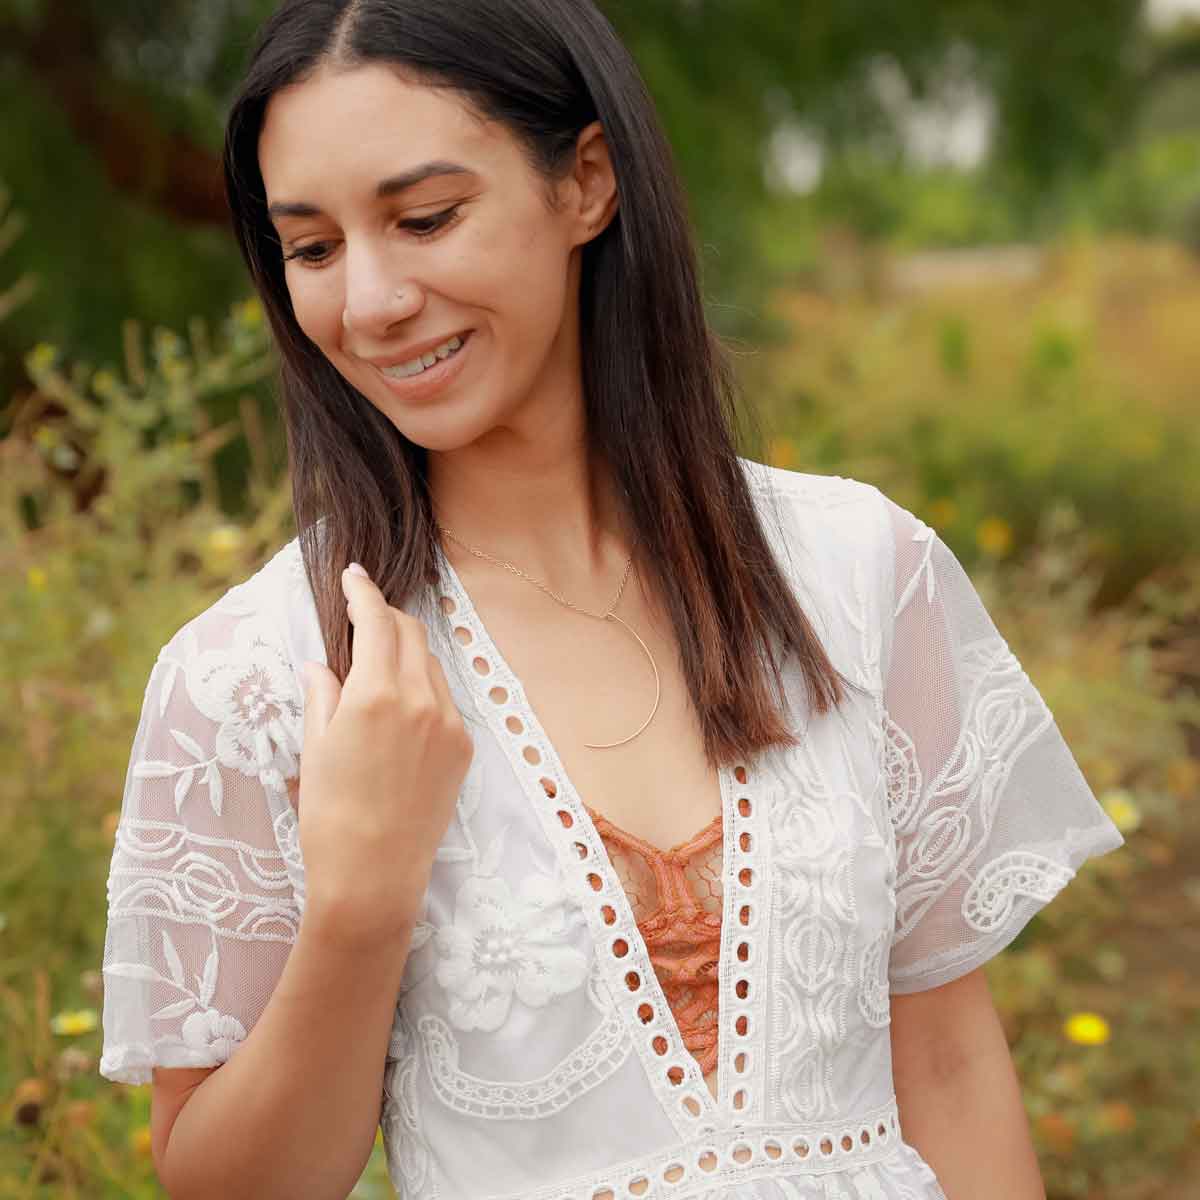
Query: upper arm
[[99, 596, 305, 1088], [889, 967, 1003, 1087], [877, 488, 1125, 994], [150, 1065, 219, 1190]]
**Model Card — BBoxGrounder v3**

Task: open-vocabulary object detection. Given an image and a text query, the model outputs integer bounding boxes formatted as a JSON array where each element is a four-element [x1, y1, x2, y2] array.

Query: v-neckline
[[431, 545, 752, 1128], [584, 802, 723, 862]]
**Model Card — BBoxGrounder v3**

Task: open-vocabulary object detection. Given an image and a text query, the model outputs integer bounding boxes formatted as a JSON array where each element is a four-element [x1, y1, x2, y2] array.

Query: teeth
[[380, 334, 464, 379]]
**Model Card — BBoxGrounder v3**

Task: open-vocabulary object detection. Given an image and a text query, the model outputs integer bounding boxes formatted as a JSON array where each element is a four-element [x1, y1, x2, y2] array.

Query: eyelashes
[[281, 203, 464, 267]]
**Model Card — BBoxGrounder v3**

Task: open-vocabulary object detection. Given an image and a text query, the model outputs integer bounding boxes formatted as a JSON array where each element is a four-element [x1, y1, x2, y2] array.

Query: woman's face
[[258, 62, 611, 451]]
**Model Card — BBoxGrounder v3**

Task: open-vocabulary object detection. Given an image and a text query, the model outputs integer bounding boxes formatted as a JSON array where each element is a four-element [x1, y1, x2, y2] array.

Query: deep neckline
[[433, 543, 726, 860], [431, 544, 736, 1123]]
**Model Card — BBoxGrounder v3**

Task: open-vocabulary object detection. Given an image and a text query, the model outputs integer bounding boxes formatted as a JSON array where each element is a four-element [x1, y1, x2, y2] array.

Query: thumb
[[301, 659, 340, 741]]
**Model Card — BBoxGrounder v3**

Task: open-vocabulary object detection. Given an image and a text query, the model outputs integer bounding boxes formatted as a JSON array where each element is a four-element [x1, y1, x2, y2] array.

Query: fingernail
[[346, 562, 369, 579]]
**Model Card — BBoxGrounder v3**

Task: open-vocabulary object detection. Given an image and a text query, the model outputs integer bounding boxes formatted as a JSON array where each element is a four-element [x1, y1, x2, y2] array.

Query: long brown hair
[[223, 0, 863, 766]]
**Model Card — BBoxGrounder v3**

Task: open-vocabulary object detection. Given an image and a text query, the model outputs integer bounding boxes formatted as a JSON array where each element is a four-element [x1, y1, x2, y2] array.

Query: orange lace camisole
[[583, 804, 722, 1076]]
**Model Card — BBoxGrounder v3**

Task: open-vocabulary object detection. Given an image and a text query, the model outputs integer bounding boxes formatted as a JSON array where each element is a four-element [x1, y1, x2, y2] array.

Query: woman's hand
[[296, 562, 473, 950]]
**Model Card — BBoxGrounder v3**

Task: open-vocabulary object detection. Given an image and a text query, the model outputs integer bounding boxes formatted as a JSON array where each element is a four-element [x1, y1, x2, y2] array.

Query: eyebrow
[[266, 161, 476, 220]]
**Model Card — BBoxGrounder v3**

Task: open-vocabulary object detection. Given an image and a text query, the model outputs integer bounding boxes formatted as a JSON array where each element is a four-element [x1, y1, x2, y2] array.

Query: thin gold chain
[[435, 524, 660, 749], [437, 526, 636, 619]]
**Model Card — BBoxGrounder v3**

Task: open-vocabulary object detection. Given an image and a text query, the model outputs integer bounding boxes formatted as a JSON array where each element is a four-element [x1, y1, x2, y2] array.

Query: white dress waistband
[[489, 1096, 906, 1200]]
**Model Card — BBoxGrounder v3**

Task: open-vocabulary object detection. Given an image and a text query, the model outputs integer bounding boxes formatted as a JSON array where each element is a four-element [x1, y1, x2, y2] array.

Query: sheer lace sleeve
[[878, 493, 1125, 994], [99, 595, 305, 1084]]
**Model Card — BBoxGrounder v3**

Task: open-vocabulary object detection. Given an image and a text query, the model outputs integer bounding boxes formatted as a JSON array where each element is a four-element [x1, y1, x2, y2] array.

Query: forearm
[[161, 911, 415, 1200], [893, 1025, 1046, 1200]]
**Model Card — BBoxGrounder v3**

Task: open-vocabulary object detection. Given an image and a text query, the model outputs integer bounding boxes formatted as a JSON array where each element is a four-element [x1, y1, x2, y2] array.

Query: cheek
[[454, 219, 570, 334], [286, 271, 343, 349]]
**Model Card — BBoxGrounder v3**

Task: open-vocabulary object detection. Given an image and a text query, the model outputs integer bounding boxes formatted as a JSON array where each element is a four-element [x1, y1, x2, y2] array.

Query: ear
[[568, 120, 618, 245]]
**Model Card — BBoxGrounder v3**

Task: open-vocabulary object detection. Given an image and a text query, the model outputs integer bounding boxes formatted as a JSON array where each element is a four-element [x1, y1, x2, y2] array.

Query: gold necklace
[[437, 525, 661, 749]]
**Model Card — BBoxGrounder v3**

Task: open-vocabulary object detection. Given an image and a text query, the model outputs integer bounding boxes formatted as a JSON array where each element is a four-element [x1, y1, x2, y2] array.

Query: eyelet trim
[[716, 761, 771, 1122], [484, 1097, 904, 1199], [434, 557, 760, 1137]]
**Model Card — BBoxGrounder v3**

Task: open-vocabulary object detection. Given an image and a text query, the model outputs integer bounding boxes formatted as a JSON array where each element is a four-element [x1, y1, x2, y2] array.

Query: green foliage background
[[1, 2, 1199, 1196]]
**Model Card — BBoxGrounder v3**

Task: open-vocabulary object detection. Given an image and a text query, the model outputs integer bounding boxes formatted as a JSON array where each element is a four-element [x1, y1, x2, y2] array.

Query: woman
[[98, 2, 1125, 1197]]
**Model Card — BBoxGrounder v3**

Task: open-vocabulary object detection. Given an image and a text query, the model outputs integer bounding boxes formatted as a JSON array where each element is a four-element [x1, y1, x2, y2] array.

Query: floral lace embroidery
[[154, 615, 304, 798], [103, 928, 248, 1062], [433, 872, 590, 1032], [584, 805, 723, 1076]]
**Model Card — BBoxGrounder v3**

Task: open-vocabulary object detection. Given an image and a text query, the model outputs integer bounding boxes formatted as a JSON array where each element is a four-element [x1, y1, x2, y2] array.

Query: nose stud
[[341, 287, 409, 327]]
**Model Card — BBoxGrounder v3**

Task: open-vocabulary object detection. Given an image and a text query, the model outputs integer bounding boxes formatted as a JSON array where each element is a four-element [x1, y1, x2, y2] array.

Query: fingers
[[342, 563, 401, 691], [301, 660, 341, 742], [343, 564, 444, 715]]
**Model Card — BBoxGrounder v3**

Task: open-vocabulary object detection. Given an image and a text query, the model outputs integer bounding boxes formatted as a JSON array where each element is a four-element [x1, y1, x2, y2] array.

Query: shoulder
[[150, 535, 317, 793], [737, 455, 893, 576], [163, 533, 319, 667], [737, 457, 901, 689]]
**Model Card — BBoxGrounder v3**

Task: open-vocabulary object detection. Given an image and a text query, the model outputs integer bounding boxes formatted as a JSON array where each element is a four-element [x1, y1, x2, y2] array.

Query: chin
[[386, 406, 499, 456]]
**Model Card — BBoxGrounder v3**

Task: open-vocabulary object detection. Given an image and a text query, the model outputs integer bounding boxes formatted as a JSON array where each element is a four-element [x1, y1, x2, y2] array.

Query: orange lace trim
[[584, 804, 723, 1075]]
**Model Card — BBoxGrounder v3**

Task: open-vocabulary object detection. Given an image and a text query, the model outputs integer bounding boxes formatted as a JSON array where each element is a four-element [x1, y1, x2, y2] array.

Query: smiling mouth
[[375, 331, 472, 379]]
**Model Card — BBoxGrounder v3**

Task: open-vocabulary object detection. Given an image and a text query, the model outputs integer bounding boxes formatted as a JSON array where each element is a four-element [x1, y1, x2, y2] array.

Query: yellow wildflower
[[50, 1008, 98, 1036], [26, 342, 58, 375], [1100, 788, 1141, 834], [206, 524, 245, 557], [130, 1125, 154, 1157], [27, 566, 47, 592], [237, 296, 264, 328], [926, 498, 958, 529], [1063, 1012, 1110, 1046], [91, 369, 118, 397], [975, 516, 1013, 557]]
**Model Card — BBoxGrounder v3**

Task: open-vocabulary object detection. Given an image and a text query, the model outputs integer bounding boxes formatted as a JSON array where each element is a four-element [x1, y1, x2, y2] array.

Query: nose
[[340, 238, 424, 338]]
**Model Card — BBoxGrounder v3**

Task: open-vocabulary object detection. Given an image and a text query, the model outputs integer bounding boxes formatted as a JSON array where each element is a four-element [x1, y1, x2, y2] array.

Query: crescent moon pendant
[[583, 611, 661, 749]]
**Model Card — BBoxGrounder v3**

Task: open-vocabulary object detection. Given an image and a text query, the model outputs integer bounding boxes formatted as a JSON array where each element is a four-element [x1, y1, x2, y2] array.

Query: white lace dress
[[99, 461, 1125, 1199]]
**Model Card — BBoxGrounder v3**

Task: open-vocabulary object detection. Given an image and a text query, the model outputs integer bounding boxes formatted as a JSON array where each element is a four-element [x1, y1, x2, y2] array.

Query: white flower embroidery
[[434, 873, 589, 1032], [185, 617, 302, 792], [181, 1008, 247, 1058], [105, 929, 248, 1063]]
